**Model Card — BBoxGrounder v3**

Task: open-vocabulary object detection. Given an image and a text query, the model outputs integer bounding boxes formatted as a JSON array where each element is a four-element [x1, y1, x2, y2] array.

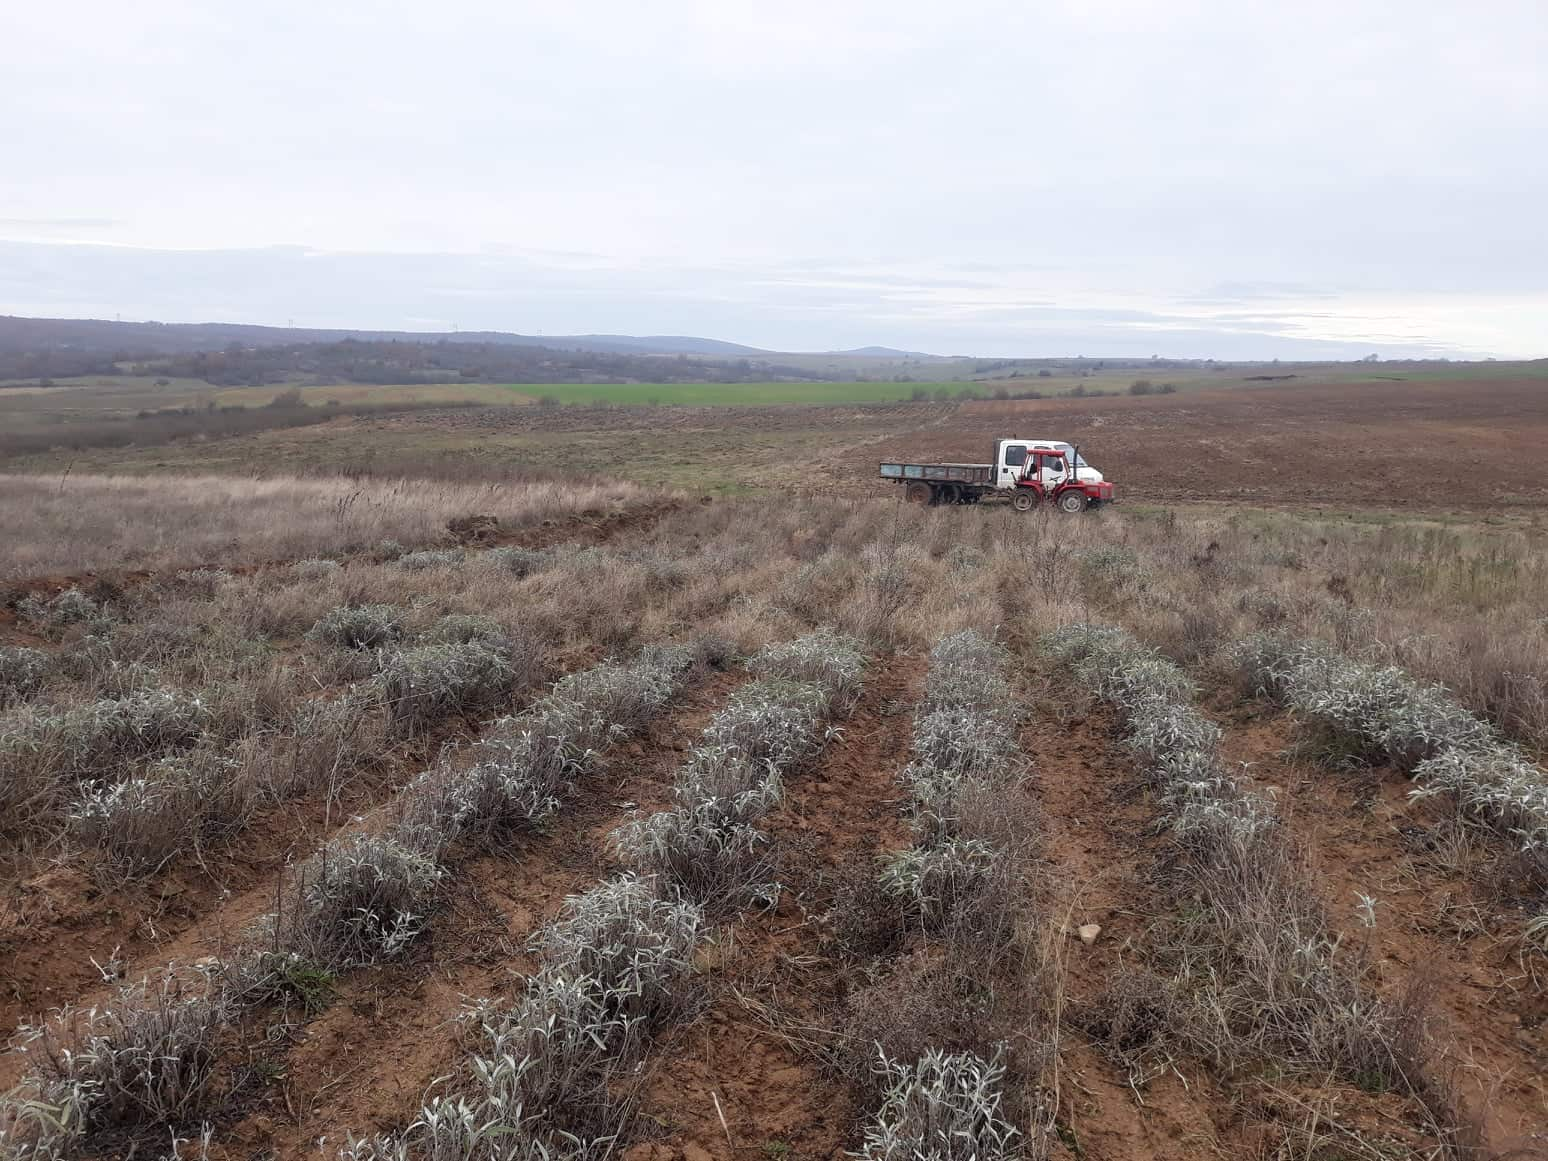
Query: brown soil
[[630, 655, 924, 1159], [1212, 699, 1548, 1156]]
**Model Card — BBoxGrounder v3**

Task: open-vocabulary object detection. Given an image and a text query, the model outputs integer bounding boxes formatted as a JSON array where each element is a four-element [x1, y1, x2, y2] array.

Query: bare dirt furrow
[[1018, 669, 1230, 1161], [1210, 698, 1548, 1155], [213, 669, 745, 1161], [631, 655, 923, 1160]]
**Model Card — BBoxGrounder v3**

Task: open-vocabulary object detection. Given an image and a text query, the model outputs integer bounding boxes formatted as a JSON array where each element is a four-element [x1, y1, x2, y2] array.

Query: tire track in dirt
[[628, 655, 922, 1160], [212, 669, 746, 1161], [1211, 698, 1548, 1155], [1017, 665, 1230, 1161]]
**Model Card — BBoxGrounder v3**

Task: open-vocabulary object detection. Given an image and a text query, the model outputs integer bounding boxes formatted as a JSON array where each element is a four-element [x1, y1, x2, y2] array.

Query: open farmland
[[0, 469, 1544, 1161], [12, 372, 1548, 515]]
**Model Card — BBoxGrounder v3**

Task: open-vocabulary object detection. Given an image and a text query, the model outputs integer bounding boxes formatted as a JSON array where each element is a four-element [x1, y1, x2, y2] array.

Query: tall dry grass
[[0, 472, 657, 578]]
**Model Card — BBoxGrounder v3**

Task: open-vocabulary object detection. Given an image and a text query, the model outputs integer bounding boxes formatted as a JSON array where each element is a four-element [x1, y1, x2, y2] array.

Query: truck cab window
[[1003, 445, 1027, 467]]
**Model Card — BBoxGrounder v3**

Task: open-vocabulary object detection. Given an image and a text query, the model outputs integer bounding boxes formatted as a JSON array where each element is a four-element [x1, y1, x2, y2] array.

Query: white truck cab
[[993, 438, 1105, 491]]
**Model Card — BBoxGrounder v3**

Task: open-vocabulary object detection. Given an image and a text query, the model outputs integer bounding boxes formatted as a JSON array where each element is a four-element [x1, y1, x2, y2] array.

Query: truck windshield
[[1052, 443, 1088, 466]]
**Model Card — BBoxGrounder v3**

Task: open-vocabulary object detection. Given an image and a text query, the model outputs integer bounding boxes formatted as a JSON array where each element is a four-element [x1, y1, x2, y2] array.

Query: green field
[[499, 381, 970, 406]]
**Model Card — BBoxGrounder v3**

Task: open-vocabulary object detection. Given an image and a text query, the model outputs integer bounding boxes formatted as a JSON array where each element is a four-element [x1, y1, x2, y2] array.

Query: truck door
[[999, 442, 1029, 489]]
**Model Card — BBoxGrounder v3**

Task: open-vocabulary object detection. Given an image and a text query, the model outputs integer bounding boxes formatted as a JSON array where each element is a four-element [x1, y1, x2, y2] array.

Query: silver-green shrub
[[17, 588, 107, 635], [292, 557, 342, 580], [268, 835, 444, 968], [3, 970, 226, 1157], [0, 646, 51, 704], [880, 839, 1001, 931], [69, 751, 241, 876], [397, 645, 692, 851], [307, 604, 405, 650], [394, 549, 465, 571], [853, 1047, 1020, 1161], [1236, 632, 1546, 868], [477, 545, 550, 577], [1044, 624, 1274, 848], [377, 640, 522, 736]]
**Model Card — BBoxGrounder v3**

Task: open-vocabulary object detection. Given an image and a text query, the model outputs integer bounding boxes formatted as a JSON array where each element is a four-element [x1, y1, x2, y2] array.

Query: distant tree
[[1129, 379, 1154, 396]]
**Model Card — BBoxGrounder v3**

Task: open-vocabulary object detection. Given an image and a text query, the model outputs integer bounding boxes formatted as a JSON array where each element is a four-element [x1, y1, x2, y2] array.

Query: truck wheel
[[1012, 491, 1037, 512], [905, 482, 932, 505], [1057, 490, 1089, 514], [939, 484, 960, 505]]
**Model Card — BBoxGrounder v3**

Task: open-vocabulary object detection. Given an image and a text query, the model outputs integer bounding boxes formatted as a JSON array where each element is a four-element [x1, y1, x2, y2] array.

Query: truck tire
[[1057, 490, 1089, 514], [1012, 490, 1038, 512], [905, 482, 933, 505], [939, 484, 960, 505]]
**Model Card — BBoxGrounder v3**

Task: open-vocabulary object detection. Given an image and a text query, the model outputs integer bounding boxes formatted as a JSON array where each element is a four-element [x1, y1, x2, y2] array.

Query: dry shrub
[[839, 949, 999, 1089], [0, 646, 51, 705], [307, 604, 405, 650], [255, 683, 387, 803], [3, 970, 227, 1156], [263, 835, 444, 969], [68, 750, 244, 877], [377, 638, 528, 738], [828, 859, 906, 958]]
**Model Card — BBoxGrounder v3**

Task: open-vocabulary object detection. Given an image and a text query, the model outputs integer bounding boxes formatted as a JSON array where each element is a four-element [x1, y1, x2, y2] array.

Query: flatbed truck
[[880, 438, 1114, 512]]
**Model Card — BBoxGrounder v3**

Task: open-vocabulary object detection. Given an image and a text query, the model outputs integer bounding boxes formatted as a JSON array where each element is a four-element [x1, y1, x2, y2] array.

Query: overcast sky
[[4, 0, 1545, 358]]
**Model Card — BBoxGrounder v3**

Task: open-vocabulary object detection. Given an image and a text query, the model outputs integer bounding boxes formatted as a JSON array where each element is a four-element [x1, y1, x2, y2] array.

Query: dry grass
[[0, 472, 658, 578]]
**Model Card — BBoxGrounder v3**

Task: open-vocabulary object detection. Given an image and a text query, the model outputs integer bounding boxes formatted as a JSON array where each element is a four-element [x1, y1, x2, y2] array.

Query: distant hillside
[[0, 316, 826, 387], [0, 315, 770, 359], [830, 345, 931, 357]]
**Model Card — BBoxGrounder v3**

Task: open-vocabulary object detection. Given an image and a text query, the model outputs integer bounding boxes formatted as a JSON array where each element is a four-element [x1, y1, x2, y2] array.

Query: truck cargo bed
[[879, 461, 993, 485]]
